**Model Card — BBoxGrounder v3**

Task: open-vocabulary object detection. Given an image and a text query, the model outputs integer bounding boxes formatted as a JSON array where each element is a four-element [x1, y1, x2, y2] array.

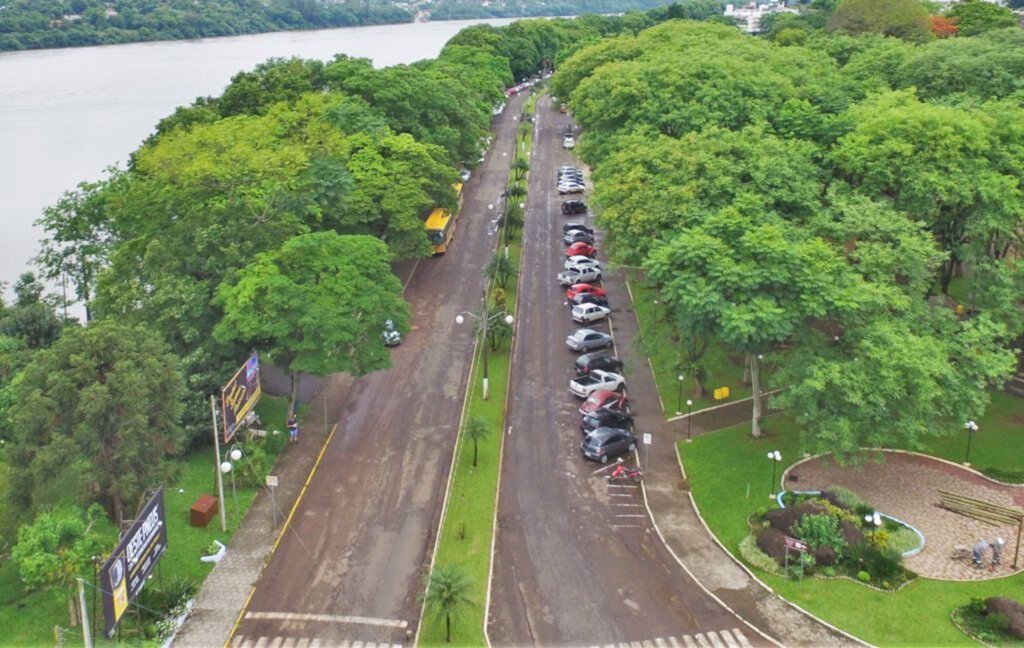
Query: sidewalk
[[173, 373, 351, 647], [606, 271, 864, 647]]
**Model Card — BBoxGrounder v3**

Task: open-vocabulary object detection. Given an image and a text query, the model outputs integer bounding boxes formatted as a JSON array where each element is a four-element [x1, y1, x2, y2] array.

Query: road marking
[[612, 503, 643, 507], [615, 514, 646, 518], [683, 636, 697, 648], [732, 629, 753, 648], [669, 637, 682, 648], [707, 631, 725, 648], [655, 639, 668, 648], [609, 493, 634, 497], [721, 630, 740, 648], [245, 612, 408, 629], [282, 638, 295, 648], [695, 634, 710, 648]]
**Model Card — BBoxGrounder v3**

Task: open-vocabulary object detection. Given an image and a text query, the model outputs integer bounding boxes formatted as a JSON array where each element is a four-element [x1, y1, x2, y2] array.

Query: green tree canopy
[[827, 0, 933, 43], [7, 321, 184, 522], [214, 232, 410, 409], [946, 0, 1017, 36]]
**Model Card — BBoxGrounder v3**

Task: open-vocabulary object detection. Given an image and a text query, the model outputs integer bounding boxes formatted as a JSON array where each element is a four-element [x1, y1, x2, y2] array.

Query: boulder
[[986, 597, 1024, 639]]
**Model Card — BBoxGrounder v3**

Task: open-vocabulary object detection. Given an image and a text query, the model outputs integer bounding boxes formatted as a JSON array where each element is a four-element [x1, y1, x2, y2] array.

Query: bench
[[938, 490, 1023, 527]]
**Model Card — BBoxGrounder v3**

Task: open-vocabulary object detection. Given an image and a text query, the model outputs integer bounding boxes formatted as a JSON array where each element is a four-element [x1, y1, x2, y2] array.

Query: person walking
[[287, 411, 298, 445], [973, 539, 990, 568], [991, 538, 1006, 569]]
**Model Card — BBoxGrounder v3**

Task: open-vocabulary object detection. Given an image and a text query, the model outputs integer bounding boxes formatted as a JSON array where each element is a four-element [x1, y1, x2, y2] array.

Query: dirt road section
[[227, 93, 529, 648]]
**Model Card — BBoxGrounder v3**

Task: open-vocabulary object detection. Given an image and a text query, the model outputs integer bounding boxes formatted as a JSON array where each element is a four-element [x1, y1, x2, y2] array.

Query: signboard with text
[[100, 488, 167, 637], [221, 352, 262, 443], [784, 536, 809, 553]]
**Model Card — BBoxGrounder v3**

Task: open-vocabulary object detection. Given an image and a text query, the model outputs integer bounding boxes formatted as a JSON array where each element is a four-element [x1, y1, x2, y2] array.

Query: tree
[[214, 232, 410, 412], [6, 321, 184, 523], [13, 505, 106, 627], [827, 0, 933, 43], [484, 251, 516, 289], [463, 416, 489, 467], [946, 0, 1017, 36], [512, 155, 530, 182], [645, 209, 860, 437], [929, 15, 957, 38], [894, 28, 1024, 100], [422, 564, 474, 643]]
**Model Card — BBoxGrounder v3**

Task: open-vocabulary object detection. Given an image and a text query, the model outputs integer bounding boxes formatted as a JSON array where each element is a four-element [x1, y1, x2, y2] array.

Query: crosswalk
[[591, 627, 755, 648], [231, 637, 402, 648]]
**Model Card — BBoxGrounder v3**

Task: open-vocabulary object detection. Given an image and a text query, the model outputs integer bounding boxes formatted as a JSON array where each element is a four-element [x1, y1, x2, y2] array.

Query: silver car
[[565, 328, 614, 352]]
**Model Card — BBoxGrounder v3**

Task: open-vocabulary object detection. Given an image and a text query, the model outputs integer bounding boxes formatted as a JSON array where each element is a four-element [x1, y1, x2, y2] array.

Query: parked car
[[561, 200, 588, 215], [565, 328, 614, 352], [571, 293, 610, 309], [460, 168, 472, 182], [559, 166, 582, 176], [381, 319, 401, 347], [569, 369, 625, 398], [571, 302, 611, 324], [574, 352, 624, 376], [564, 256, 601, 272], [564, 230, 595, 245], [558, 266, 601, 286], [579, 389, 629, 415], [580, 410, 634, 434], [566, 283, 607, 300], [563, 135, 575, 149], [565, 242, 596, 257], [580, 427, 638, 463], [558, 172, 584, 183], [562, 222, 593, 234], [558, 183, 585, 195]]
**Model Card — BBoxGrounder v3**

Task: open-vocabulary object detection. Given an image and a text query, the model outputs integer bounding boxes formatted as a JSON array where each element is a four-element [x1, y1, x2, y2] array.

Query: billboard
[[100, 488, 168, 637], [221, 352, 262, 443]]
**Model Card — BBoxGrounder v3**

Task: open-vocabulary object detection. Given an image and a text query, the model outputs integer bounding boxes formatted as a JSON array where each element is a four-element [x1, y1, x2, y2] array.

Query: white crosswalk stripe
[[721, 629, 740, 648], [707, 630, 725, 648]]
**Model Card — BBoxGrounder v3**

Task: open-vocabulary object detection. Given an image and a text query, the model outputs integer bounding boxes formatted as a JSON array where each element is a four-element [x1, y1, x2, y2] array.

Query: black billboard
[[100, 487, 168, 637], [221, 352, 262, 443]]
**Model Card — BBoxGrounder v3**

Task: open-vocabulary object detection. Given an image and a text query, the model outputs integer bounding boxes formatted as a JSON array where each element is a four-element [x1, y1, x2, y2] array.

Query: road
[[231, 91, 529, 647], [486, 96, 762, 646]]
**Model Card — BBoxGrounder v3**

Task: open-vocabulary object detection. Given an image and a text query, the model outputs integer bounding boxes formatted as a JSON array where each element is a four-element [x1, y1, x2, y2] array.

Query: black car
[[580, 427, 638, 463], [574, 351, 624, 375], [571, 293, 610, 309], [565, 230, 595, 245], [562, 222, 594, 234], [580, 410, 634, 434], [561, 200, 588, 215]]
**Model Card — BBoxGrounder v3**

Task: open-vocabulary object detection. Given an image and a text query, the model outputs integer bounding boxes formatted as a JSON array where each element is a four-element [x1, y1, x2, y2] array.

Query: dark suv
[[561, 200, 587, 215], [580, 410, 634, 435], [574, 352, 624, 375], [580, 427, 638, 463]]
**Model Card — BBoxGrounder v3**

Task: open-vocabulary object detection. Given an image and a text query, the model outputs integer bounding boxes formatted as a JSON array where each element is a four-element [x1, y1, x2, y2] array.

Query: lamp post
[[221, 442, 242, 519], [964, 420, 978, 466], [767, 450, 781, 498], [457, 308, 514, 401], [676, 374, 685, 415], [686, 399, 694, 441], [864, 512, 882, 542]]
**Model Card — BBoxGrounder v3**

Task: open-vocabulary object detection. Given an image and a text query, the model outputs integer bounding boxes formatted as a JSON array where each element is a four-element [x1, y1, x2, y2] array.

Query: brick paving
[[785, 451, 1023, 581]]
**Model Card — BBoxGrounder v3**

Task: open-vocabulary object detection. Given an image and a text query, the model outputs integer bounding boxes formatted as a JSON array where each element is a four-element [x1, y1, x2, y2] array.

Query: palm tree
[[512, 155, 530, 181], [464, 416, 490, 467], [422, 564, 474, 642], [484, 251, 516, 289]]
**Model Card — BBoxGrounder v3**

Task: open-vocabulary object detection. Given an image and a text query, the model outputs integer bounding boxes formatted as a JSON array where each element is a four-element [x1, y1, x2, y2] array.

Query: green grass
[[683, 392, 1024, 647], [420, 94, 536, 645], [628, 274, 756, 414], [0, 395, 292, 646]]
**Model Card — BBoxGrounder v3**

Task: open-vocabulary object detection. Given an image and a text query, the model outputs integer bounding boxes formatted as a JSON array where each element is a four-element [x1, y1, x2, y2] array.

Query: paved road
[[231, 92, 529, 648], [487, 97, 763, 646]]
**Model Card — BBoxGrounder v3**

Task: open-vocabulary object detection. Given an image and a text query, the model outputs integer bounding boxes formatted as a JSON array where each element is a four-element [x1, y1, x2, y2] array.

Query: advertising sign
[[783, 536, 809, 553], [221, 352, 261, 443], [100, 488, 168, 637]]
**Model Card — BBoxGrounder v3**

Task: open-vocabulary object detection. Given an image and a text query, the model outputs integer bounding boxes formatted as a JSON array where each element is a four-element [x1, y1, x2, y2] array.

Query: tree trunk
[[751, 355, 763, 438], [692, 372, 707, 399], [473, 440, 478, 467], [742, 353, 752, 386], [67, 596, 79, 627], [445, 613, 451, 642], [288, 370, 299, 415]]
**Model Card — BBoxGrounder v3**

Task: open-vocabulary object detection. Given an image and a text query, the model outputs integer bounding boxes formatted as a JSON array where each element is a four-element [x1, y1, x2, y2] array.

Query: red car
[[565, 242, 596, 257], [566, 283, 607, 300], [579, 389, 629, 416]]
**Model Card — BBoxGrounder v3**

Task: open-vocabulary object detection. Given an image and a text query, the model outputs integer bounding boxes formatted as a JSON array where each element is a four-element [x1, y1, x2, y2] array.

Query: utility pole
[[210, 395, 227, 532]]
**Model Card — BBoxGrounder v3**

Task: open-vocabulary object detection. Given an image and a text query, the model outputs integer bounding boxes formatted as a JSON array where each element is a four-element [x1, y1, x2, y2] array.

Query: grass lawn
[[683, 391, 1024, 646], [628, 273, 756, 414], [0, 395, 292, 647], [421, 95, 535, 645]]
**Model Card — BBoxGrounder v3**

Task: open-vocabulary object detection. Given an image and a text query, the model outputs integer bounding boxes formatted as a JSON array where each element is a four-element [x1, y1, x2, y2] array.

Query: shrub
[[857, 570, 870, 582], [739, 534, 782, 575], [757, 526, 790, 565], [839, 519, 866, 547], [987, 597, 1024, 639], [826, 485, 869, 511], [870, 528, 890, 549], [792, 513, 847, 557]]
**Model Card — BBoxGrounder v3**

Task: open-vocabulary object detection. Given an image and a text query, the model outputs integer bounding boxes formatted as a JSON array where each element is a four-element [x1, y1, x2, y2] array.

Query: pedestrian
[[972, 539, 989, 568], [991, 538, 1006, 569], [287, 411, 298, 445]]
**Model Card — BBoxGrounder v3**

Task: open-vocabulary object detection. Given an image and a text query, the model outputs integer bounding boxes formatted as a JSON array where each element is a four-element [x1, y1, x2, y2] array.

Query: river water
[[0, 18, 516, 307]]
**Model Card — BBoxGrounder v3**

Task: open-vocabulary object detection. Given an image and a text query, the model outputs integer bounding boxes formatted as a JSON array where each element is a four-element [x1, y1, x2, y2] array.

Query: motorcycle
[[607, 464, 642, 484]]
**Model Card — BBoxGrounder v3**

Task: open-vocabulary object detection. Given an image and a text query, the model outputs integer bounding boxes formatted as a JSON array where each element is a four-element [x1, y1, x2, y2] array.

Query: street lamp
[[456, 308, 514, 401], [767, 450, 782, 498], [676, 374, 685, 415], [864, 512, 882, 542], [686, 399, 694, 441], [964, 420, 978, 466], [221, 443, 243, 519]]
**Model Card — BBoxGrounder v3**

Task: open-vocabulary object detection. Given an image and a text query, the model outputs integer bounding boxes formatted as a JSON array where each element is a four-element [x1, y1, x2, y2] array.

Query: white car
[[569, 369, 625, 398], [563, 135, 575, 149], [564, 255, 601, 272], [558, 266, 602, 286], [557, 182, 585, 195], [571, 302, 611, 324]]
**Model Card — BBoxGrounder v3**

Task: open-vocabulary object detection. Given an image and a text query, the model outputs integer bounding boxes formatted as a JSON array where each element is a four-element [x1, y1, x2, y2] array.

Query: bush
[[792, 513, 847, 557], [824, 486, 868, 511], [757, 527, 790, 565], [739, 534, 782, 575], [857, 570, 870, 582], [987, 597, 1024, 639]]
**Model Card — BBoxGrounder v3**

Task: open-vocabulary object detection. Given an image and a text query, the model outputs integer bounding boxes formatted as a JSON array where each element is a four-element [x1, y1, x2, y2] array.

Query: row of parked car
[[555, 165, 639, 464]]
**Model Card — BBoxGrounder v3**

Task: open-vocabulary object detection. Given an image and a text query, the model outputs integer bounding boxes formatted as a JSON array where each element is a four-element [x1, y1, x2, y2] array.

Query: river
[[0, 18, 516, 309]]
